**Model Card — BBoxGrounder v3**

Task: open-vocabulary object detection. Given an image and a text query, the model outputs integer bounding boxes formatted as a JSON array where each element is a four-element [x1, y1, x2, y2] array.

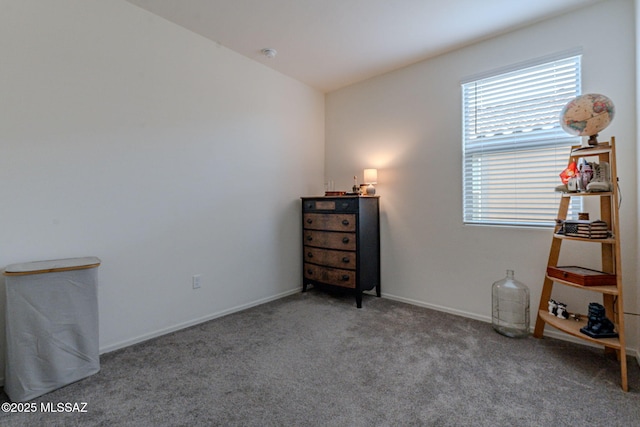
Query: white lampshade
[[364, 168, 378, 184]]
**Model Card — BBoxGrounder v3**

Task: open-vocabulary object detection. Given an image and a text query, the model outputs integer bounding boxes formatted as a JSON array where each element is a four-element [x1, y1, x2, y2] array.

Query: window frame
[[461, 51, 583, 228]]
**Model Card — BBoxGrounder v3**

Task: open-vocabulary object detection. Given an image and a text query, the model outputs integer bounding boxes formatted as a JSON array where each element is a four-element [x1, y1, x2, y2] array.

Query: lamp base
[[365, 184, 376, 196]]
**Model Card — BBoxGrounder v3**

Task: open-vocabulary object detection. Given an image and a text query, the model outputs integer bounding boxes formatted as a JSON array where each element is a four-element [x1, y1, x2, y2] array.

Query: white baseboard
[[98, 288, 300, 355], [381, 292, 492, 323]]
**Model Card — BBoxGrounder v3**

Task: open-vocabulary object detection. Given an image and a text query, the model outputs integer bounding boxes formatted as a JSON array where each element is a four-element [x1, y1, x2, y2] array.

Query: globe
[[559, 93, 615, 145]]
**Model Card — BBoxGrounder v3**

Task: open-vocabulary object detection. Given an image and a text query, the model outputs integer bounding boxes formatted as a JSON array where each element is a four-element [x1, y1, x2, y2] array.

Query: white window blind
[[462, 54, 582, 227]]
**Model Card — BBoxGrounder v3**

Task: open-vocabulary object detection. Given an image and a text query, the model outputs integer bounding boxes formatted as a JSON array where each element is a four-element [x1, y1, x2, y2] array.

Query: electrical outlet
[[192, 275, 202, 289]]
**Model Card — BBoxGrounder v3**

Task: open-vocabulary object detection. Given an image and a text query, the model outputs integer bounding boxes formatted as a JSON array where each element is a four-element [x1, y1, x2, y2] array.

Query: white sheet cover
[[4, 257, 101, 402]]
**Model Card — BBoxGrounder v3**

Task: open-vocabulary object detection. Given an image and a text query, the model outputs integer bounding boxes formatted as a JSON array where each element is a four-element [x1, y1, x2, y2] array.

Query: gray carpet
[[1, 290, 639, 426]]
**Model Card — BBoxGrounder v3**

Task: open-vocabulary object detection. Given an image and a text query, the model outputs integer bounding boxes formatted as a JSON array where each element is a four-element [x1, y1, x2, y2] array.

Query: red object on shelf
[[559, 161, 578, 184]]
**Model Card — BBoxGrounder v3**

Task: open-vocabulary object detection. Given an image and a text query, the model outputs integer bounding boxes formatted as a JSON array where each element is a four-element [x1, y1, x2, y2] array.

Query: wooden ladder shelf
[[533, 137, 628, 391]]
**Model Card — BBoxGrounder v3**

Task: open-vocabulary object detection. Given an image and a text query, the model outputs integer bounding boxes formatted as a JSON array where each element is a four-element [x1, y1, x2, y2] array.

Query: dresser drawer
[[304, 246, 355, 270], [303, 263, 356, 288], [303, 213, 356, 232], [303, 198, 357, 213], [303, 230, 356, 251]]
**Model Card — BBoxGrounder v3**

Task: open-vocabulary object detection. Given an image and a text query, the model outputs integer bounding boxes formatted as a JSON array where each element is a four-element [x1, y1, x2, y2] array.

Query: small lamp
[[364, 168, 377, 196]]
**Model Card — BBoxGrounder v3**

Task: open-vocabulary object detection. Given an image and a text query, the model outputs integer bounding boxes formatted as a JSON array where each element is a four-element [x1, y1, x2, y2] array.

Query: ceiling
[[125, 0, 603, 93]]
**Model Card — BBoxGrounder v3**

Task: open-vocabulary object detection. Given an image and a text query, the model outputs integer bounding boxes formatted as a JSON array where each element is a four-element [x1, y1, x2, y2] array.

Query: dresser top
[[300, 195, 379, 200]]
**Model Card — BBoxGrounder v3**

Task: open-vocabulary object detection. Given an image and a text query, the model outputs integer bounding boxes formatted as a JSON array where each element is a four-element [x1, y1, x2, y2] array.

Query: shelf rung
[[553, 234, 615, 244], [537, 310, 620, 349], [560, 191, 613, 197], [570, 144, 612, 156], [545, 274, 619, 295]]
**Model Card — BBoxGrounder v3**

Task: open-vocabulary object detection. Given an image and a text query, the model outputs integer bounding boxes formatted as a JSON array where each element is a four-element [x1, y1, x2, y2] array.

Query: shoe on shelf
[[586, 161, 612, 192]]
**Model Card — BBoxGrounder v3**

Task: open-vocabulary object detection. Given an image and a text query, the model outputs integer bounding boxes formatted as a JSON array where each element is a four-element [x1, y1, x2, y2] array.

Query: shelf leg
[[601, 294, 616, 357], [534, 196, 570, 338], [620, 350, 628, 392], [533, 277, 554, 338]]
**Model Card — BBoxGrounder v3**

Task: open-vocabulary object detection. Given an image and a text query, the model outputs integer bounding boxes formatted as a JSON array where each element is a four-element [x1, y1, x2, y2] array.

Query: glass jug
[[492, 270, 530, 338]]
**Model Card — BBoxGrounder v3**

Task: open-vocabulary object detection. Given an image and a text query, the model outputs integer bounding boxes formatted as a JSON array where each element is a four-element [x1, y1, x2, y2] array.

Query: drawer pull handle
[[342, 257, 350, 263], [342, 219, 349, 226], [307, 269, 313, 275], [342, 237, 350, 244], [341, 274, 350, 281], [306, 235, 313, 241], [306, 218, 313, 224], [307, 252, 313, 258], [342, 203, 349, 208]]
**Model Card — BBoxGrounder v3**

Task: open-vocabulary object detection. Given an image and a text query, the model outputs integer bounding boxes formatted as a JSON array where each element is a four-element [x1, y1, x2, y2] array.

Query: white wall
[[0, 0, 324, 379], [636, 0, 640, 364], [326, 0, 638, 351]]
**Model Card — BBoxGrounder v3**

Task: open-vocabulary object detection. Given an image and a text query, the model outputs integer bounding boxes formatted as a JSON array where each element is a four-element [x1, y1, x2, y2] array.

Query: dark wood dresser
[[301, 196, 380, 308]]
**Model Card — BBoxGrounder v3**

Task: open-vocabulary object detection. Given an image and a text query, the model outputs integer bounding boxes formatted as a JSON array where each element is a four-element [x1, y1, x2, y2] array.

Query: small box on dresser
[[301, 196, 380, 308]]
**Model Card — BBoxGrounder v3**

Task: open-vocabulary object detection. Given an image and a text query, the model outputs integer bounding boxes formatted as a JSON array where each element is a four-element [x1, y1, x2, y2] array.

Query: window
[[462, 53, 581, 227]]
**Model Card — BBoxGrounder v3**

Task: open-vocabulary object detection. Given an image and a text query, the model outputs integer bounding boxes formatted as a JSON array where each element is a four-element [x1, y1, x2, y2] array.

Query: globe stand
[[588, 134, 599, 146]]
